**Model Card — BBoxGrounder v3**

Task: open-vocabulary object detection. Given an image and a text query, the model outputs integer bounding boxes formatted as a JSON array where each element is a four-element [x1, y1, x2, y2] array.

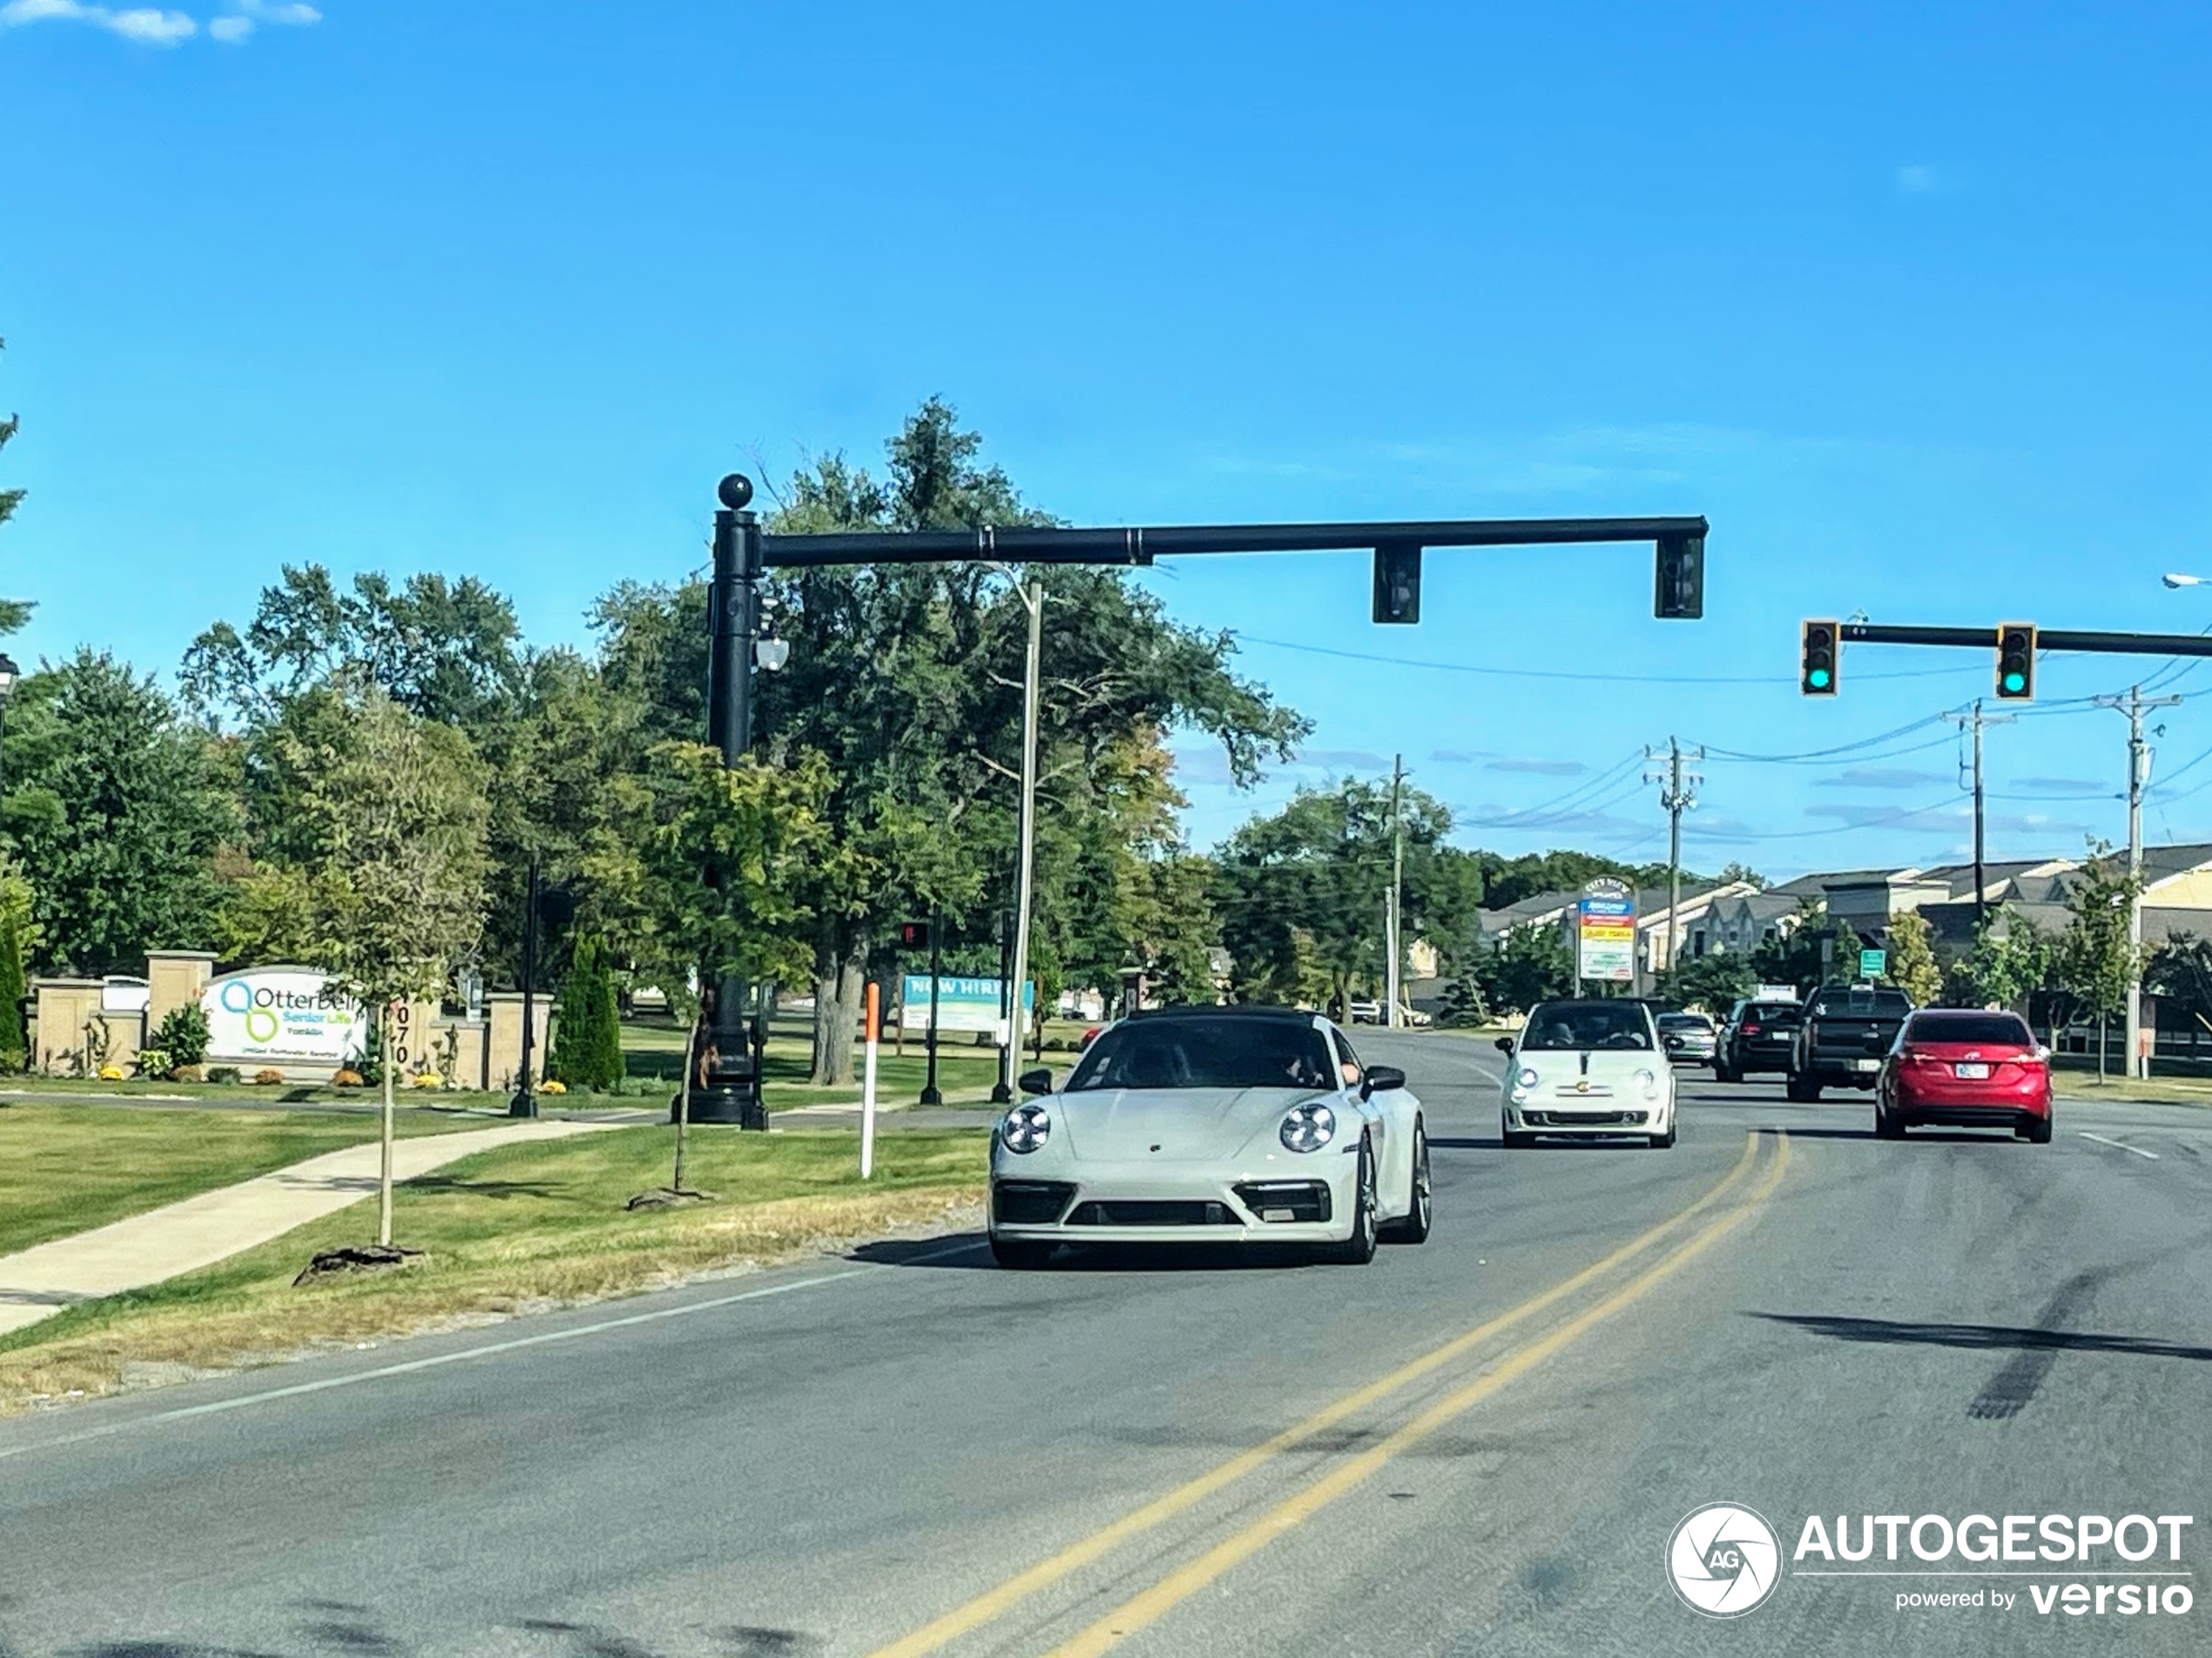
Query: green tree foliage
[[1946, 906, 2054, 1010], [599, 401, 1303, 1082], [549, 933, 624, 1091], [1884, 911, 1945, 1005], [0, 907, 26, 1068], [1661, 950, 1757, 1013], [0, 337, 24, 592], [2058, 847, 2140, 1024], [2146, 931, 2212, 1027], [3, 650, 233, 974], [1467, 922, 1576, 1015], [1215, 777, 1478, 1018], [1749, 900, 1861, 993]]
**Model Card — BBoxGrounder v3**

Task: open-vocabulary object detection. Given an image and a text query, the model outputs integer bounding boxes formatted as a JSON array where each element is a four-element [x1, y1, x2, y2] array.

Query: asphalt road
[[3, 1034, 2209, 1657]]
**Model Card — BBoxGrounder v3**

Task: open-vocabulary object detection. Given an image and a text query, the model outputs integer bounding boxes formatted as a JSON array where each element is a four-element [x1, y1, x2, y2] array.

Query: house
[[1474, 879, 1759, 987]]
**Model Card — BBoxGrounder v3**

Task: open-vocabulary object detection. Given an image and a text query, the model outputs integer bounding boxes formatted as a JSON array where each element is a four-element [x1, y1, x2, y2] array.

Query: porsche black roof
[[1121, 1004, 1323, 1023]]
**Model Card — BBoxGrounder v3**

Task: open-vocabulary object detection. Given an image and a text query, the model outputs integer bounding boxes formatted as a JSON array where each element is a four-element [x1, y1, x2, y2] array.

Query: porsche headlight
[[1000, 1102, 1051, 1154], [1634, 1068, 1661, 1101], [1279, 1101, 1336, 1153]]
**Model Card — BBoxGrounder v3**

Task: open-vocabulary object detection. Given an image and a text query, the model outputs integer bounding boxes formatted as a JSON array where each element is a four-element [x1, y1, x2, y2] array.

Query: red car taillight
[[1741, 1022, 1761, 1035]]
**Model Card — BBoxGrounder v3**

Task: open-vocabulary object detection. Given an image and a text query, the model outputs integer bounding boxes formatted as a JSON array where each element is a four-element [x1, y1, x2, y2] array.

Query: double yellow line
[[868, 1129, 1791, 1658]]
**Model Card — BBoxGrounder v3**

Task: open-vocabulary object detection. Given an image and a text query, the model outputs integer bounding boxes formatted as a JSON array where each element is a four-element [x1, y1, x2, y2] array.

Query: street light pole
[[1386, 754, 1405, 1028], [509, 856, 540, 1118], [2096, 685, 2181, 1080]]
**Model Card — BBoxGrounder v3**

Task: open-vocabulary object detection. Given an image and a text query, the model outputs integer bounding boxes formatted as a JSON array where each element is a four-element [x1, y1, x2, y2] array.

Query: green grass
[[0, 1102, 491, 1258], [1, 1074, 517, 1109], [0, 1124, 988, 1411]]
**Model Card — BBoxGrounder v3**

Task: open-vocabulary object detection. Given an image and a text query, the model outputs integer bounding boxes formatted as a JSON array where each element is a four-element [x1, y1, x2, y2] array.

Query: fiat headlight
[[1634, 1068, 1661, 1101], [1000, 1102, 1051, 1154], [1279, 1101, 1337, 1153], [1512, 1066, 1540, 1097]]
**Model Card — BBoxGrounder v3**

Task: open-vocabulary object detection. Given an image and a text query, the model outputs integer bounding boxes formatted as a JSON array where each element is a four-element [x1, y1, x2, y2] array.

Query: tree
[[2058, 847, 2141, 1078], [1884, 911, 1945, 1005], [1661, 950, 1756, 1013], [597, 400, 1304, 1083], [1468, 922, 1577, 1016], [2, 650, 233, 974], [1716, 861, 1769, 891], [0, 907, 25, 1069], [1945, 906, 2053, 1012], [1749, 900, 1858, 993], [1216, 778, 1467, 1019], [1, 338, 24, 633], [287, 684, 490, 1246], [549, 933, 624, 1092], [2147, 931, 2212, 1029]]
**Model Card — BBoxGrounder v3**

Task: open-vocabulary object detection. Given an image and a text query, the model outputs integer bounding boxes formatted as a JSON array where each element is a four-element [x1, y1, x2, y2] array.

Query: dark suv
[[1713, 999, 1804, 1082]]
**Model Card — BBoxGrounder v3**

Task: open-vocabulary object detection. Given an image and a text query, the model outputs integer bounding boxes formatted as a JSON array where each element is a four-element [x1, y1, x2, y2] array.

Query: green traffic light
[[2003, 671, 2026, 691], [1809, 669, 1831, 689]]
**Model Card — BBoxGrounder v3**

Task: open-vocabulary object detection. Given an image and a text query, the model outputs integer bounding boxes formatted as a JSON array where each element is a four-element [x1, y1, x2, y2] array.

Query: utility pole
[[2095, 685, 2181, 1080], [1941, 700, 2015, 932], [1386, 753, 1406, 1028], [1645, 739, 1703, 992]]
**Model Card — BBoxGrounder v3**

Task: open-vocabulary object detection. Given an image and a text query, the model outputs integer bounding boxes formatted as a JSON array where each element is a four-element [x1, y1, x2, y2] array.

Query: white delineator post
[[860, 980, 880, 1179]]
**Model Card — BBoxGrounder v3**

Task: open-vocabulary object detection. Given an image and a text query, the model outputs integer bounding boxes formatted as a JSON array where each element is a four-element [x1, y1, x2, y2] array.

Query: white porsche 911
[[988, 1006, 1432, 1268], [1496, 998, 1678, 1149]]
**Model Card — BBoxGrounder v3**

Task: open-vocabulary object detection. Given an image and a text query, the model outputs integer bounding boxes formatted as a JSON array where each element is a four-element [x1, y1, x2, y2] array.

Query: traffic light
[[1801, 619, 1839, 696], [896, 920, 931, 949], [1995, 622, 2036, 699], [1655, 532, 1704, 619], [1372, 542, 1421, 624]]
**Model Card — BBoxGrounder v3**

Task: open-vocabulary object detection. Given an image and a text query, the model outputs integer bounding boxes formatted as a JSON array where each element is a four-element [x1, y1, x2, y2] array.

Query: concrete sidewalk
[[0, 1119, 621, 1338]]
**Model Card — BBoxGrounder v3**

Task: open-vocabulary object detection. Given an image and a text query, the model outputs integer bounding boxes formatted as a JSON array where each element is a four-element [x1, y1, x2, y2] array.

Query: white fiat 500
[[1497, 999, 1677, 1149], [988, 1006, 1432, 1268]]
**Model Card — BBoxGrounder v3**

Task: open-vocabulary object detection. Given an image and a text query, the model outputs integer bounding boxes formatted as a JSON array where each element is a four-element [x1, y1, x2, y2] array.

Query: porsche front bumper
[[988, 1152, 1363, 1245]]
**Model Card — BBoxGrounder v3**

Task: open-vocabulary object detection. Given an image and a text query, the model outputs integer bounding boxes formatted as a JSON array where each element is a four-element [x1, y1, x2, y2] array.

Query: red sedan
[[1876, 1010, 2053, 1142]]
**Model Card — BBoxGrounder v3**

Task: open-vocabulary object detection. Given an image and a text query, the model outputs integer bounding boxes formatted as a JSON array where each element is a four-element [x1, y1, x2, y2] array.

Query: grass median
[[0, 1102, 494, 1259], [0, 1123, 988, 1415]]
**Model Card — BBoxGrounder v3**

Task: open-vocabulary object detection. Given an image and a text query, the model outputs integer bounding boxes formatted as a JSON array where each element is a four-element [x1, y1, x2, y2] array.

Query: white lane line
[[2079, 1131, 2160, 1161], [0, 1236, 988, 1462]]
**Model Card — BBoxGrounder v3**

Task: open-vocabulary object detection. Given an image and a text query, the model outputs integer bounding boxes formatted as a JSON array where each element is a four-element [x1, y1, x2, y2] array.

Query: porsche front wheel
[[1318, 1140, 1379, 1265], [1379, 1122, 1432, 1244]]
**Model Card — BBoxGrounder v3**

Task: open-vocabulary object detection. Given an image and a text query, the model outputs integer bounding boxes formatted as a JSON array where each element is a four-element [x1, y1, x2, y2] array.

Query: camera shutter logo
[[1668, 1502, 1782, 1617]]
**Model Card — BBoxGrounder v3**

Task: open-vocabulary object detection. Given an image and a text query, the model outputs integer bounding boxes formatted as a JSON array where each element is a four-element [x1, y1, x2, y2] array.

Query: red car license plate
[[1954, 1062, 1990, 1079]]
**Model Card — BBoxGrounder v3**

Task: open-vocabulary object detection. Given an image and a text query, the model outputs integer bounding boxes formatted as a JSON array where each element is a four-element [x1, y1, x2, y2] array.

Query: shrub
[[0, 911, 25, 1069], [408, 1070, 441, 1089], [539, 1078, 568, 1095], [207, 1065, 241, 1084], [151, 1002, 212, 1068], [136, 1048, 173, 1080], [98, 1064, 125, 1081], [253, 1068, 286, 1086], [549, 935, 624, 1092], [331, 1068, 366, 1088], [170, 1063, 205, 1083]]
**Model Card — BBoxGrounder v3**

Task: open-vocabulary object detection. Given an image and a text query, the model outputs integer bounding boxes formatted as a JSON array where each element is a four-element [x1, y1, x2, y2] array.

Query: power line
[[1237, 636, 1980, 687]]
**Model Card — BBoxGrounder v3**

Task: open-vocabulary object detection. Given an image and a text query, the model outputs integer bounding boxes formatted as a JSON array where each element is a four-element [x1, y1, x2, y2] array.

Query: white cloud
[[1488, 757, 1586, 777], [1897, 164, 1939, 196], [1, 1, 196, 42], [2, 0, 321, 44]]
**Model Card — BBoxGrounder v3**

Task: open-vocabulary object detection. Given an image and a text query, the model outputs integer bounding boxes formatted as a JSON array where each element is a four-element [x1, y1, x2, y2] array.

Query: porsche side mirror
[[1493, 1036, 1515, 1054], [1017, 1068, 1053, 1096], [1365, 1064, 1406, 1093]]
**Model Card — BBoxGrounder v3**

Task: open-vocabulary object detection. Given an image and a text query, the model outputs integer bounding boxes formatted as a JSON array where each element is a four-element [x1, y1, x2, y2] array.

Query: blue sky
[[5, 2, 2212, 877]]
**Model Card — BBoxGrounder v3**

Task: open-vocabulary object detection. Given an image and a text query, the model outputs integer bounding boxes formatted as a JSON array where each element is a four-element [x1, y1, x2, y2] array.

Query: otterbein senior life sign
[[200, 967, 368, 1067]]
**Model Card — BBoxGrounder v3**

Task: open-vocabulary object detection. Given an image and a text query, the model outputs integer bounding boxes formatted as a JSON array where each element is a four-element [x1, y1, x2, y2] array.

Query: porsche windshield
[[1520, 1001, 1655, 1051], [1066, 1018, 1335, 1091]]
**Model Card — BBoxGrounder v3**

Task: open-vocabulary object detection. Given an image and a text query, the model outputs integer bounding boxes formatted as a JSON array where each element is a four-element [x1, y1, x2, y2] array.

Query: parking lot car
[[1496, 999, 1677, 1149], [1713, 997, 1803, 1082], [1789, 981, 1912, 1100], [1876, 1009, 2054, 1142], [988, 1006, 1430, 1268], [1656, 1010, 1717, 1065]]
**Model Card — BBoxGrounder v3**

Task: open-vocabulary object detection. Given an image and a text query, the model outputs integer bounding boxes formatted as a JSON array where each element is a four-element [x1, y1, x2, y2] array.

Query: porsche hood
[[1052, 1086, 1327, 1163]]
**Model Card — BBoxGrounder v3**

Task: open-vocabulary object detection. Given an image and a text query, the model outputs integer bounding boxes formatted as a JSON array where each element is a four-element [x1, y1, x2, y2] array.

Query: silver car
[[988, 1007, 1432, 1267]]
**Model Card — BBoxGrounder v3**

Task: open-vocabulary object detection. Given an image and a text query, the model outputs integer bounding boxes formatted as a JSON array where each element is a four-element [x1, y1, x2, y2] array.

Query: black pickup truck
[[1787, 982, 1913, 1101]]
